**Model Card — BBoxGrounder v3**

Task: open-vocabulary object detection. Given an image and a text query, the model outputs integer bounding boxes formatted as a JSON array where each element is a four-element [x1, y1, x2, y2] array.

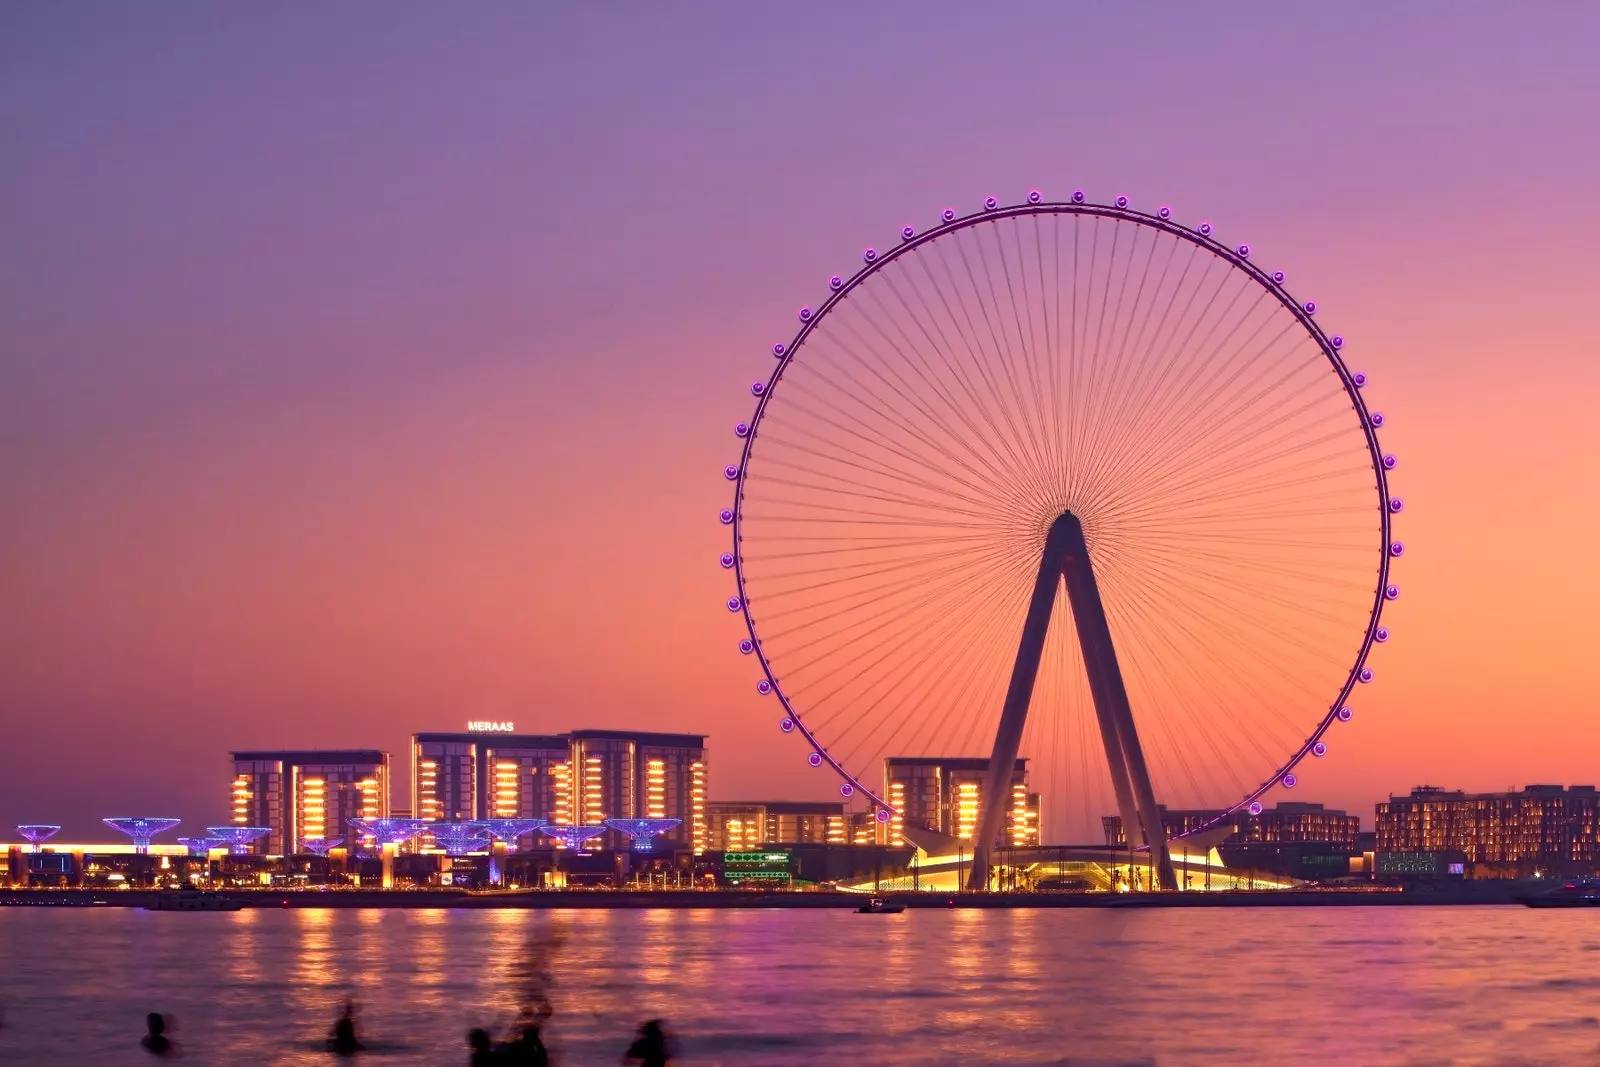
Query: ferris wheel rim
[[724, 194, 1396, 835]]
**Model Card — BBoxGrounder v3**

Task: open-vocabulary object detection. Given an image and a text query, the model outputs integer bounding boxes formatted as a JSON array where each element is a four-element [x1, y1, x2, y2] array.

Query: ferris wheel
[[718, 190, 1400, 887]]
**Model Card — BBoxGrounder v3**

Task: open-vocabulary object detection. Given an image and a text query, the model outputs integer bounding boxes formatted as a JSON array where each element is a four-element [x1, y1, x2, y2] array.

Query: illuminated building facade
[[1376, 784, 1600, 875], [706, 801, 849, 851], [410, 731, 572, 831], [229, 750, 390, 856], [568, 730, 707, 853], [1102, 802, 1361, 849], [881, 757, 1040, 848]]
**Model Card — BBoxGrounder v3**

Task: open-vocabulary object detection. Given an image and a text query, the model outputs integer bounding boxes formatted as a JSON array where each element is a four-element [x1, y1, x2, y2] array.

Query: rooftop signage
[[467, 721, 516, 733]]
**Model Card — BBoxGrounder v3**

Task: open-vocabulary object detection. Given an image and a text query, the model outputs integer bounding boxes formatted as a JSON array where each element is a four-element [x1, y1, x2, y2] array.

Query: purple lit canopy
[[103, 817, 181, 853]]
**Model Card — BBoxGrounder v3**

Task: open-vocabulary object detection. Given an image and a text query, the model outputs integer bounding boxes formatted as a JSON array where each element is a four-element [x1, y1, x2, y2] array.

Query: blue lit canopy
[[300, 838, 337, 856], [204, 826, 272, 855], [603, 818, 682, 852], [103, 817, 181, 853], [538, 824, 608, 850], [469, 818, 548, 847], [176, 836, 224, 857], [16, 825, 61, 850], [347, 817, 429, 846], [425, 822, 491, 856]]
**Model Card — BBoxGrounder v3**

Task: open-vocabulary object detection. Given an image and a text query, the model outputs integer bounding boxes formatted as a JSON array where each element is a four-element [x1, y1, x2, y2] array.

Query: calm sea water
[[1, 905, 1597, 1065]]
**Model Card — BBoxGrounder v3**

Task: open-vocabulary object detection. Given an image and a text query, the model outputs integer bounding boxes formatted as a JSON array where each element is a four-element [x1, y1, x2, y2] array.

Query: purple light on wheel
[[1027, 190, 1042, 204], [1237, 243, 1251, 258], [751, 381, 765, 397], [1198, 221, 1213, 236], [1353, 372, 1367, 387], [863, 247, 878, 263], [1370, 412, 1385, 428], [1114, 195, 1129, 208], [757, 679, 771, 694], [719, 509, 733, 524], [1385, 585, 1400, 600], [1331, 335, 1345, 349], [1359, 667, 1373, 683], [840, 782, 855, 797], [984, 196, 998, 210], [1382, 454, 1396, 470], [1271, 270, 1286, 284], [1304, 300, 1317, 314], [1390, 541, 1405, 557], [1313, 742, 1327, 757], [798, 306, 812, 322], [724, 465, 739, 480], [735, 422, 749, 437], [829, 275, 844, 290], [1248, 802, 1263, 816], [1282, 773, 1298, 789], [942, 208, 956, 222], [772, 342, 786, 357], [876, 809, 891, 823], [780, 718, 794, 732], [726, 596, 742, 612], [901, 225, 915, 241], [1157, 205, 1172, 219], [1072, 189, 1085, 203], [720, 553, 735, 568], [1389, 498, 1404, 513], [1338, 706, 1353, 722], [808, 752, 823, 768], [1375, 627, 1390, 642], [739, 639, 754, 654]]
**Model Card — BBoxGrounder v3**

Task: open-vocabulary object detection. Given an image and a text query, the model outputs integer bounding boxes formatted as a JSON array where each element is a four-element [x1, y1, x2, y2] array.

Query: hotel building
[[881, 757, 1041, 849], [411, 730, 572, 831], [707, 801, 850, 851], [1375, 784, 1600, 875], [229, 750, 391, 855], [1102, 802, 1361, 849], [568, 730, 707, 853]]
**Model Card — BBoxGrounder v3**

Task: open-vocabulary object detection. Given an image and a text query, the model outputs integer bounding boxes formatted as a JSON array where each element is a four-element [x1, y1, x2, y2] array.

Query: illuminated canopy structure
[[204, 826, 272, 856], [426, 822, 490, 856], [347, 817, 428, 847], [604, 818, 681, 852], [176, 836, 224, 857], [538, 824, 607, 851], [300, 838, 337, 856], [103, 817, 181, 854], [470, 819, 548, 849], [16, 825, 61, 852]]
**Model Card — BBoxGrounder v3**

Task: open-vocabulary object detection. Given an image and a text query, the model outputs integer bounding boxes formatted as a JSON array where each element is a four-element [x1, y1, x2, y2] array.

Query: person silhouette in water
[[141, 1013, 175, 1057], [328, 999, 363, 1056], [623, 1019, 671, 1066]]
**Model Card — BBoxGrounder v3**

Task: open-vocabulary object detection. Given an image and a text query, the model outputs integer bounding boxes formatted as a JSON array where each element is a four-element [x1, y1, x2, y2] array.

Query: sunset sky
[[4, 4, 1598, 838]]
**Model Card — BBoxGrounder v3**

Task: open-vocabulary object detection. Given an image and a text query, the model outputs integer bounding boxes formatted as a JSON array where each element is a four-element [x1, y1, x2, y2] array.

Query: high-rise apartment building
[[707, 801, 849, 851], [411, 730, 571, 831], [568, 730, 707, 852], [881, 757, 1041, 848], [1376, 784, 1600, 874], [229, 750, 391, 855]]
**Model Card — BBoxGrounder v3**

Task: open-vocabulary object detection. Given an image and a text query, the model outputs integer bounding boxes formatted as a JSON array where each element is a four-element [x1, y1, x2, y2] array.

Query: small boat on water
[[146, 888, 243, 912], [857, 897, 905, 914], [1519, 877, 1600, 908]]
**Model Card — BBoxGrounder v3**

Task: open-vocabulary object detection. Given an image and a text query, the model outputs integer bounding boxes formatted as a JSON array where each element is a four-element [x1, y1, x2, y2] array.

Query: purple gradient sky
[[4, 4, 1599, 838]]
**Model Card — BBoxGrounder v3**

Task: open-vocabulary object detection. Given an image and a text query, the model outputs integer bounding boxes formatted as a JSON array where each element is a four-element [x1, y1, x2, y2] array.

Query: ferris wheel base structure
[[970, 511, 1178, 892]]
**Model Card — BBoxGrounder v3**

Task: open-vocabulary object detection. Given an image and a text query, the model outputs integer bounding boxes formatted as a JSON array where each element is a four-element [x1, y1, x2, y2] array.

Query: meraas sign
[[467, 720, 516, 733]]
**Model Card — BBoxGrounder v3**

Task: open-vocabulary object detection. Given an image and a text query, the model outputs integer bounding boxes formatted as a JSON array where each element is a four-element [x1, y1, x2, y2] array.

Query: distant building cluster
[[1376, 784, 1600, 877], [882, 757, 1042, 850], [1101, 802, 1363, 850]]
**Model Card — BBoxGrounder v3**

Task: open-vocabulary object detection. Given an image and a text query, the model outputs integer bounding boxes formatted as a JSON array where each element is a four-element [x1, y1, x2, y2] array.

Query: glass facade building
[[568, 730, 707, 853], [1102, 802, 1361, 849], [707, 801, 849, 851], [229, 750, 390, 856], [411, 732, 572, 838]]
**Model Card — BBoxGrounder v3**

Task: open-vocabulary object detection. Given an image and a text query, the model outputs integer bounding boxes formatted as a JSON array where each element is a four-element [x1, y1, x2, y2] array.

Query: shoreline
[[0, 886, 1537, 909]]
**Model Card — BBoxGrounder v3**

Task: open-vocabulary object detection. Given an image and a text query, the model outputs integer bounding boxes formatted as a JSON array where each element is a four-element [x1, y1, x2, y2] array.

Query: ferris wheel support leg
[[1060, 521, 1178, 893], [968, 517, 1077, 892]]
